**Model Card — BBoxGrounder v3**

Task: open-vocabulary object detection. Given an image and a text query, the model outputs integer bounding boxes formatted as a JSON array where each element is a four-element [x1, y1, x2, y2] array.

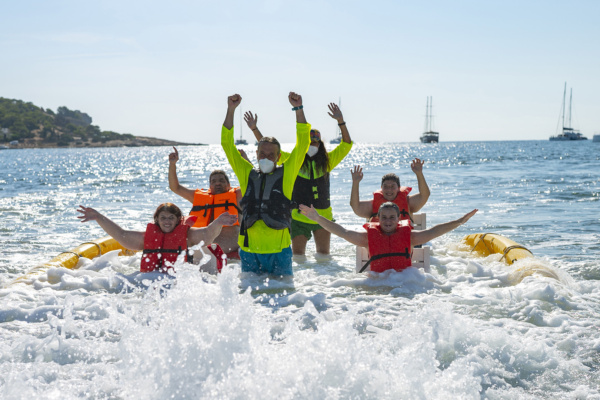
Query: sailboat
[[234, 107, 248, 145], [550, 83, 587, 141], [420, 96, 439, 143], [330, 97, 342, 144]]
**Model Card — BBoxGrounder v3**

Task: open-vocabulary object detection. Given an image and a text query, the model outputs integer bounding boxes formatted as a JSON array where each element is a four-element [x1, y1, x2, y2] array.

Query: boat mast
[[424, 97, 429, 132], [562, 82, 566, 130], [568, 88, 573, 129], [429, 96, 434, 132]]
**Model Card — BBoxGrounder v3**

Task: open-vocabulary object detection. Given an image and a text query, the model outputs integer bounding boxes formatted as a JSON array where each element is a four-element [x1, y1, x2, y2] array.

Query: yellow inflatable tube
[[462, 233, 533, 265], [5, 236, 136, 287]]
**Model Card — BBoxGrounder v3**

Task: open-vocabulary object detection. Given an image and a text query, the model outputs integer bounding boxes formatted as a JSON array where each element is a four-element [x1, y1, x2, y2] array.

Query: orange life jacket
[[189, 188, 240, 228], [362, 222, 412, 273], [141, 222, 189, 273], [371, 187, 412, 222]]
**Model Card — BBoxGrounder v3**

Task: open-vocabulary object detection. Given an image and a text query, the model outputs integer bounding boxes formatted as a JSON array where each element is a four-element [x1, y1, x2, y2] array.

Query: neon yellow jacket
[[280, 141, 353, 224], [221, 123, 311, 253]]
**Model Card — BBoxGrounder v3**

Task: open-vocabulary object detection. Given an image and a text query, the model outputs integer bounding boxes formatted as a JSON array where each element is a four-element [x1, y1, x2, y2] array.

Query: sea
[[0, 140, 598, 399]]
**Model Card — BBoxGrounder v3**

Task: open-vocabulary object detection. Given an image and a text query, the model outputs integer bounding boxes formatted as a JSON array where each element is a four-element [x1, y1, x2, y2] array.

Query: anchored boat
[[550, 83, 587, 141], [420, 96, 439, 143]]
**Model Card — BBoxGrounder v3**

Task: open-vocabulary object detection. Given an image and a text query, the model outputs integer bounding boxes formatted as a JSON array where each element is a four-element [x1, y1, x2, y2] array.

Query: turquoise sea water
[[0, 141, 599, 399]]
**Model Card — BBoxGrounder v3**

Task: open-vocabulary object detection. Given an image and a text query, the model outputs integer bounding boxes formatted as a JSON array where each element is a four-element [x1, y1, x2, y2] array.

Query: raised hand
[[458, 209, 478, 225], [77, 205, 102, 223], [244, 111, 258, 130], [169, 146, 179, 164], [289, 92, 303, 108], [238, 148, 251, 163], [214, 211, 238, 227], [298, 204, 319, 221], [351, 165, 363, 183], [228, 94, 242, 110], [327, 103, 344, 123], [411, 158, 425, 174]]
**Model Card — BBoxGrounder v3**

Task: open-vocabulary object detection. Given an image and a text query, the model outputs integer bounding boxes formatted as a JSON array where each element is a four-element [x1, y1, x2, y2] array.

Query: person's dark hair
[[303, 133, 330, 175], [258, 136, 281, 153], [381, 173, 400, 187], [377, 201, 400, 218], [210, 169, 230, 185], [153, 203, 182, 224]]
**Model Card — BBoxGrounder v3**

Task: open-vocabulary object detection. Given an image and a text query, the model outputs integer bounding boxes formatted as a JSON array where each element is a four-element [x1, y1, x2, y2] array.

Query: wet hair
[[303, 131, 330, 175], [257, 136, 281, 153], [381, 173, 400, 187], [209, 169, 230, 185], [377, 201, 401, 218], [153, 203, 182, 224]]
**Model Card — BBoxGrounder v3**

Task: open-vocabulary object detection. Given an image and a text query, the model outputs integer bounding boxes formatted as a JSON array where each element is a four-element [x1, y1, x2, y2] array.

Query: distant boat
[[235, 107, 248, 145], [550, 83, 587, 141], [593, 134, 600, 143], [0, 145, 9, 150], [420, 96, 439, 143]]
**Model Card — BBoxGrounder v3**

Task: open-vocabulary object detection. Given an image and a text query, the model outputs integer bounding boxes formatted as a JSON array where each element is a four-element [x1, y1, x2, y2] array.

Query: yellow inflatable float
[[462, 233, 533, 265], [5, 236, 136, 287]]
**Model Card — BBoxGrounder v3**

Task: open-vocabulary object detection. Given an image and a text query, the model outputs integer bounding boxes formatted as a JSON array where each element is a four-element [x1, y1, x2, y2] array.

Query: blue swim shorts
[[239, 247, 293, 276]]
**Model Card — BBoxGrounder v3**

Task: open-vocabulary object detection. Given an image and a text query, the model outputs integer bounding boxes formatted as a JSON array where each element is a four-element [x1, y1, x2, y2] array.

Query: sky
[[1, 0, 599, 144]]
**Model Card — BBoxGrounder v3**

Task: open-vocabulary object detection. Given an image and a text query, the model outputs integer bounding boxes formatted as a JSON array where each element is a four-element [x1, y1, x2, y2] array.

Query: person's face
[[157, 211, 178, 233], [256, 142, 281, 163], [310, 139, 321, 148], [381, 180, 400, 201], [378, 208, 400, 234], [210, 173, 230, 195]]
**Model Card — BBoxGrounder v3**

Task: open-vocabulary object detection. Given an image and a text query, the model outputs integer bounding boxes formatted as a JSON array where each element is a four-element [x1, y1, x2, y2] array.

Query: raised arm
[[299, 204, 368, 247], [411, 209, 478, 247], [407, 158, 430, 214], [244, 111, 263, 142], [223, 94, 241, 130], [188, 212, 238, 247], [328, 103, 351, 144], [77, 206, 144, 250], [168, 147, 196, 203], [290, 92, 307, 124], [350, 165, 373, 219]]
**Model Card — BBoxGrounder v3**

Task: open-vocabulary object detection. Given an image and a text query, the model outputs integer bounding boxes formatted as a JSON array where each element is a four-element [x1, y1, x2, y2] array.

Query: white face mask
[[306, 145, 319, 158], [258, 158, 275, 173]]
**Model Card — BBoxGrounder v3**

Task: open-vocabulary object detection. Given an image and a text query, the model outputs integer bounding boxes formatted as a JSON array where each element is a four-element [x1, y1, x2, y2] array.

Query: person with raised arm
[[350, 159, 430, 223], [299, 202, 477, 273], [221, 93, 310, 276], [244, 103, 353, 259], [168, 146, 241, 257], [77, 203, 237, 273]]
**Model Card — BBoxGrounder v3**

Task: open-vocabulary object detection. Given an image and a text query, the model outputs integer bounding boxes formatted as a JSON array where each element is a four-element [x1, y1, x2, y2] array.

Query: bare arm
[[350, 165, 373, 219], [299, 204, 368, 247], [223, 94, 241, 130], [77, 206, 145, 250], [290, 92, 307, 124], [328, 103, 351, 144], [411, 209, 478, 247], [244, 111, 263, 142], [188, 212, 238, 247], [168, 147, 196, 203], [407, 158, 430, 214]]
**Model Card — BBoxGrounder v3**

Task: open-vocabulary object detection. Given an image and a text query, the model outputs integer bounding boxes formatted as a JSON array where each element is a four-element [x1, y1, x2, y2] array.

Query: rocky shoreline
[[1, 135, 205, 149]]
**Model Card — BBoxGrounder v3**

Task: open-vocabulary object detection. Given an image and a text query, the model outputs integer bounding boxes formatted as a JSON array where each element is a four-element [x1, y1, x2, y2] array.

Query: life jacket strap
[[359, 248, 411, 273]]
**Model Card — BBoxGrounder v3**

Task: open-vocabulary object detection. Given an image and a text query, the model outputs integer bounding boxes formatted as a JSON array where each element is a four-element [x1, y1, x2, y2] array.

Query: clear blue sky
[[1, 0, 599, 143]]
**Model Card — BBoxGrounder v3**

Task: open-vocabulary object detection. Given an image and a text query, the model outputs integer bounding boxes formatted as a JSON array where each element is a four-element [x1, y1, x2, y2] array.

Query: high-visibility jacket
[[189, 188, 240, 228]]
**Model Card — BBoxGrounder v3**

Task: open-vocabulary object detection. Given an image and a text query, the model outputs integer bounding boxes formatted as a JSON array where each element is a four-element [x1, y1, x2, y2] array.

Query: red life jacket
[[371, 187, 412, 222], [362, 222, 412, 273], [189, 188, 240, 228], [141, 223, 189, 273]]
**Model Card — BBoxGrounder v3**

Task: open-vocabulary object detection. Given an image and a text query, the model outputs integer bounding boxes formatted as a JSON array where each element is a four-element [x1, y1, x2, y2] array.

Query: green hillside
[[0, 97, 136, 146]]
